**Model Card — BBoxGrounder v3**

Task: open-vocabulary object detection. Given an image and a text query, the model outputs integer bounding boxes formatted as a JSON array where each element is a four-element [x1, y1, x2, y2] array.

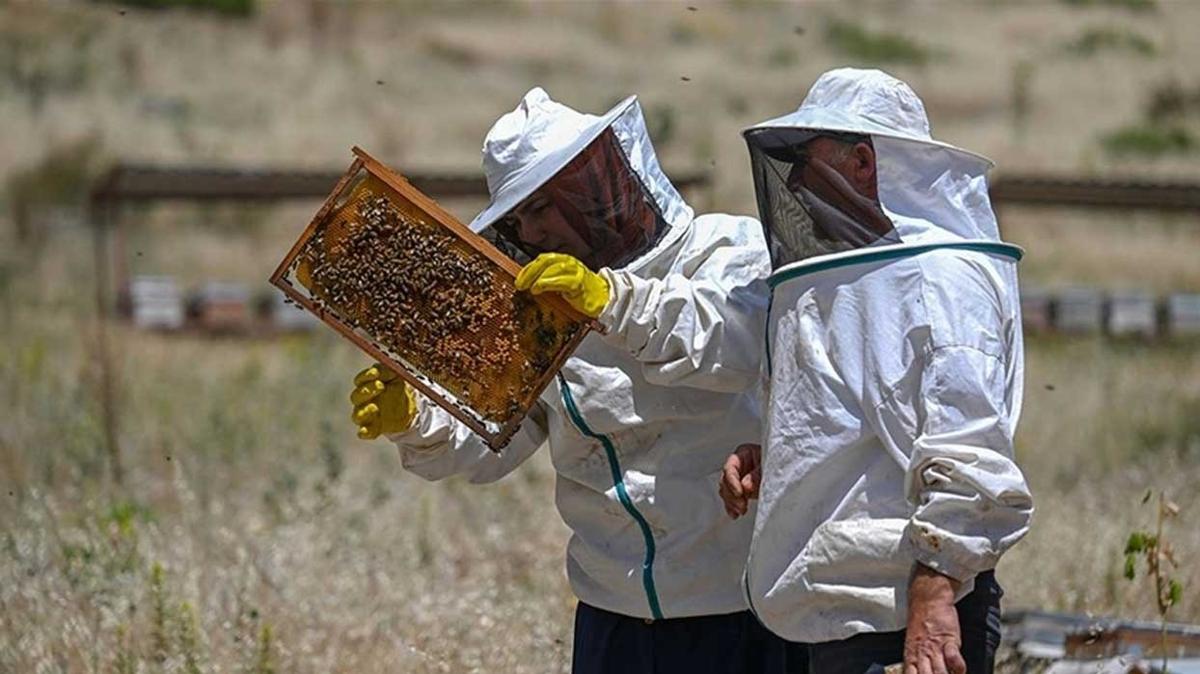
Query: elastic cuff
[[910, 544, 978, 585], [905, 522, 984, 584]]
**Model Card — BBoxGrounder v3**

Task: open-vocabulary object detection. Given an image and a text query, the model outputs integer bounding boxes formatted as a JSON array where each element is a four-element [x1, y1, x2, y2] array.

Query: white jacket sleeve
[[387, 394, 548, 484], [597, 217, 771, 393], [902, 345, 1034, 582]]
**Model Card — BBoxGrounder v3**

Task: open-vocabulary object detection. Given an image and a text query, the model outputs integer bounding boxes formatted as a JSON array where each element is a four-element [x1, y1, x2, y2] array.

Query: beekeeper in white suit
[[351, 88, 782, 673], [719, 68, 1034, 674]]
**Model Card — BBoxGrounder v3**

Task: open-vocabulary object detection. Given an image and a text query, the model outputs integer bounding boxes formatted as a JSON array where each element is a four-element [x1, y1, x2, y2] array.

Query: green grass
[[1060, 0, 1157, 10], [1146, 81, 1200, 123], [1064, 27, 1157, 57], [100, 0, 256, 17], [1101, 124, 1196, 157], [823, 19, 941, 66]]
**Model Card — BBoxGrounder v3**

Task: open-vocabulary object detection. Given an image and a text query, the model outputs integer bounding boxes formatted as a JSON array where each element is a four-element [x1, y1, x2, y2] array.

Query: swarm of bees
[[293, 188, 580, 423]]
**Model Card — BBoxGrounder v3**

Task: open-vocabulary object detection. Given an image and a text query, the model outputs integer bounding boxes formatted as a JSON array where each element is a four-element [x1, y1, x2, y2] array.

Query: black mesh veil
[[489, 129, 669, 271], [745, 128, 900, 269]]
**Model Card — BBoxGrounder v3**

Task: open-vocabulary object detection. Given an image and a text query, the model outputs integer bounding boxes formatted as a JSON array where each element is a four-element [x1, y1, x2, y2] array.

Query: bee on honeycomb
[[292, 182, 580, 423]]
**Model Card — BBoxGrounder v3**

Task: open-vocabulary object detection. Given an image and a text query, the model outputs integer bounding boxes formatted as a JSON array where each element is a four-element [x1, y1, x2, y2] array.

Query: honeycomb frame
[[270, 147, 596, 450]]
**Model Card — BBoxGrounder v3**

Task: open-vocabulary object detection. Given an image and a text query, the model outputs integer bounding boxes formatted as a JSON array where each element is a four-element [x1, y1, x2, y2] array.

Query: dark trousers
[[783, 571, 1004, 674], [573, 602, 788, 674]]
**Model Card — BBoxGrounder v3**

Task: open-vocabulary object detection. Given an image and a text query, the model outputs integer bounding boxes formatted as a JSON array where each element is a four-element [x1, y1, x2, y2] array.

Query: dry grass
[[5, 2, 1200, 209], [5, 228, 1198, 672], [0, 229, 575, 673], [1004, 208, 1200, 293], [1003, 337, 1200, 621], [3, 2, 1200, 671]]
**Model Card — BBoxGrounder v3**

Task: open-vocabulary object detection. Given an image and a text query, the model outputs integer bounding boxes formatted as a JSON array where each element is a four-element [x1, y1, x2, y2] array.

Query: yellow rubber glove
[[515, 253, 610, 319], [350, 364, 418, 440]]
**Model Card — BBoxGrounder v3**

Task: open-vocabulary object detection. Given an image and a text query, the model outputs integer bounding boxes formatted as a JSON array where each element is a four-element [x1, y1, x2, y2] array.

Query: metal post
[[91, 197, 123, 486]]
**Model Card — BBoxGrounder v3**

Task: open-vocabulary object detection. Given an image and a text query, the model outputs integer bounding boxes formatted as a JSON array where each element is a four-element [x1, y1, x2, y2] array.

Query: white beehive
[[1107, 290, 1157, 338], [129, 275, 184, 331], [1166, 293, 1200, 337], [267, 291, 320, 332], [1054, 287, 1104, 335]]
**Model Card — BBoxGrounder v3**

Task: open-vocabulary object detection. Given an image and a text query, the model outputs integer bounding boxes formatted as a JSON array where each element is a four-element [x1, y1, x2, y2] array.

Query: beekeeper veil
[[744, 68, 1007, 270], [746, 128, 901, 268], [470, 88, 691, 271]]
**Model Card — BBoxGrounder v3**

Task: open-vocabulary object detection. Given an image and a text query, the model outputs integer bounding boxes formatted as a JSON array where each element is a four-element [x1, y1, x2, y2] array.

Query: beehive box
[[1166, 293, 1200, 337], [1055, 287, 1104, 334], [261, 291, 320, 333], [1106, 290, 1157, 338], [189, 281, 251, 334], [128, 275, 184, 331], [1064, 625, 1200, 660], [270, 148, 594, 450]]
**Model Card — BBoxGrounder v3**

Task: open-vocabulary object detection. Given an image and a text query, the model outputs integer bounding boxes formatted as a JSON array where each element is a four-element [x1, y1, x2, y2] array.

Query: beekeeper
[[351, 88, 780, 674], [719, 68, 1034, 674]]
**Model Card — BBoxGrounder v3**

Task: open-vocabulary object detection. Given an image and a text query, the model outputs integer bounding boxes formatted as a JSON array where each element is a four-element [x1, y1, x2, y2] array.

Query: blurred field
[[2, 2, 1200, 673]]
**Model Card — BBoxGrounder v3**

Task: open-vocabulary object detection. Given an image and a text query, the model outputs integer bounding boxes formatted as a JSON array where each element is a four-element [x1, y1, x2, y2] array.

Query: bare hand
[[904, 565, 966, 674], [718, 443, 762, 519]]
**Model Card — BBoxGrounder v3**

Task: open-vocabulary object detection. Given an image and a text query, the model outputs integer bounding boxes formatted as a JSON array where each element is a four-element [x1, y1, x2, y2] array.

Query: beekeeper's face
[[509, 191, 593, 261], [488, 128, 669, 271], [785, 136, 878, 202], [744, 128, 897, 268]]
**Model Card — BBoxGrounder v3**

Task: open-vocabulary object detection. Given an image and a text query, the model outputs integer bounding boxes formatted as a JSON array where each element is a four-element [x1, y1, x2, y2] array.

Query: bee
[[300, 182, 586, 427]]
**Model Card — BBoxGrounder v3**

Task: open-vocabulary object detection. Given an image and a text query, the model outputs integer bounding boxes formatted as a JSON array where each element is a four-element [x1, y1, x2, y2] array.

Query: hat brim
[[469, 95, 639, 235], [742, 106, 994, 169], [745, 128, 825, 163]]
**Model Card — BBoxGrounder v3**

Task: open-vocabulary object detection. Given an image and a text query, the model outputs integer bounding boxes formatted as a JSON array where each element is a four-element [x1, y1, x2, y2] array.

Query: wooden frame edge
[[270, 275, 500, 443], [269, 147, 600, 452], [351, 146, 600, 330], [269, 157, 365, 286]]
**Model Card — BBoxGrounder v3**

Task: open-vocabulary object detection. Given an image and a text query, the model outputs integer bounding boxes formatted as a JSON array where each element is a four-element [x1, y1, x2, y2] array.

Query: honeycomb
[[272, 153, 590, 449]]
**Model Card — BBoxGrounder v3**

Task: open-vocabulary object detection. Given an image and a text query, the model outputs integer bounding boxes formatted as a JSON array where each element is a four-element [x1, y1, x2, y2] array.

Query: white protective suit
[[390, 88, 771, 620], [742, 69, 1035, 643]]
